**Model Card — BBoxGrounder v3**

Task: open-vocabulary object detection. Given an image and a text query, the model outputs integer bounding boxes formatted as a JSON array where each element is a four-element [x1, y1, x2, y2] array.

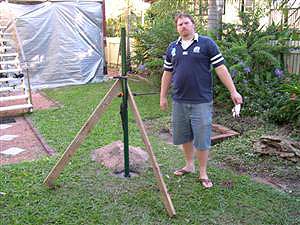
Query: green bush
[[267, 74, 300, 127], [214, 8, 290, 118], [132, 16, 178, 87], [107, 13, 143, 37], [132, 0, 204, 87]]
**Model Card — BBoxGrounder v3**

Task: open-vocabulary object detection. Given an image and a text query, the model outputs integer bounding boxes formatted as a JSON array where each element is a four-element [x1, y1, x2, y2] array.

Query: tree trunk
[[207, 0, 223, 39]]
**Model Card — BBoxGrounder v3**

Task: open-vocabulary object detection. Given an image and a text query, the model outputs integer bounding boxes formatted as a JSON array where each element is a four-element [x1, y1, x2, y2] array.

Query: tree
[[207, 0, 223, 38]]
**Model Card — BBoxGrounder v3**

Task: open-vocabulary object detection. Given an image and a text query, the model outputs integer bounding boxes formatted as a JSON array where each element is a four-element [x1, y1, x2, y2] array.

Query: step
[[0, 33, 12, 36], [0, 48, 13, 53], [0, 60, 19, 65], [0, 20, 9, 24], [0, 85, 21, 92], [0, 39, 11, 42], [0, 103, 32, 112], [0, 53, 18, 57], [0, 46, 12, 50], [0, 22, 9, 27], [0, 94, 28, 102], [0, 68, 21, 73], [0, 77, 18, 82]]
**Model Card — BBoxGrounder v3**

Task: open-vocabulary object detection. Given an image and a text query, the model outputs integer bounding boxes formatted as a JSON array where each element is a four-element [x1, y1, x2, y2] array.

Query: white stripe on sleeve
[[211, 57, 224, 65], [210, 53, 222, 61], [164, 64, 173, 69], [164, 60, 172, 66]]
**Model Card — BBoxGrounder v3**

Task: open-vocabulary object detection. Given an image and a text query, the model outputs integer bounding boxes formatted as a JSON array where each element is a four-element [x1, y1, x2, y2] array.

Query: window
[[240, 0, 253, 12]]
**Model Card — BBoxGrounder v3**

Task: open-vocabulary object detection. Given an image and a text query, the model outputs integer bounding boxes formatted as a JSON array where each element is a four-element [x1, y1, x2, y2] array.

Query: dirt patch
[[91, 140, 148, 175], [214, 158, 300, 195], [107, 67, 120, 77]]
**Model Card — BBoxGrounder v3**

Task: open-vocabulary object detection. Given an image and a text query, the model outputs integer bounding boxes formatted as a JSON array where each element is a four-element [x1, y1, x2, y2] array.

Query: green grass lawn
[[1, 80, 299, 225]]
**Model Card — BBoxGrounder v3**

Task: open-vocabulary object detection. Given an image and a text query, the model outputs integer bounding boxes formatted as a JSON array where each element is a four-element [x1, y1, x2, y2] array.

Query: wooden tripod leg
[[127, 86, 176, 217], [44, 80, 121, 187]]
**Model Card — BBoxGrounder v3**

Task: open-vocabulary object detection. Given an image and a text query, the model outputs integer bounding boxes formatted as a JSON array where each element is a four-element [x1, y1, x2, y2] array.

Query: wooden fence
[[105, 37, 120, 67], [105, 37, 135, 67], [284, 40, 300, 75]]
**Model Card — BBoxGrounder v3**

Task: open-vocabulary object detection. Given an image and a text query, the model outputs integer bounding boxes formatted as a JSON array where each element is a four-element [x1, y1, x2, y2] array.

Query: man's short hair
[[174, 13, 195, 25]]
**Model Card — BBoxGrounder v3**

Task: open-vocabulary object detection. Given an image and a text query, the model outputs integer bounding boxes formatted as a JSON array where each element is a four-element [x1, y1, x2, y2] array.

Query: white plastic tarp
[[8, 1, 104, 89]]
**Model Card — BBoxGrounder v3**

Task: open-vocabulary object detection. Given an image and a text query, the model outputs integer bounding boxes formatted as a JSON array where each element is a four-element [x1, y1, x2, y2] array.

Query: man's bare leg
[[174, 141, 195, 175], [195, 150, 213, 188]]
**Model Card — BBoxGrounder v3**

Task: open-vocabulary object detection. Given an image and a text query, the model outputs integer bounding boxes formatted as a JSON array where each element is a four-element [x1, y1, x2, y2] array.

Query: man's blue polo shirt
[[163, 33, 224, 104]]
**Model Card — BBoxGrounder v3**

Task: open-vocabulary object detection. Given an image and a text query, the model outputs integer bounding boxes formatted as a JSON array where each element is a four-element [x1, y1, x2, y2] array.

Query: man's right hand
[[160, 96, 168, 111]]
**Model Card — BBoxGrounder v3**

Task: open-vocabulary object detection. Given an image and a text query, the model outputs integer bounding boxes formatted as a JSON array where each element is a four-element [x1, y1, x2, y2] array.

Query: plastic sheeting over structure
[[8, 1, 104, 89]]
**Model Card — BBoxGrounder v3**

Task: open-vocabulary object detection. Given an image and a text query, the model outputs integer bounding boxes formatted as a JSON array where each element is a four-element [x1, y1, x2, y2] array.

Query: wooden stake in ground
[[43, 79, 176, 217]]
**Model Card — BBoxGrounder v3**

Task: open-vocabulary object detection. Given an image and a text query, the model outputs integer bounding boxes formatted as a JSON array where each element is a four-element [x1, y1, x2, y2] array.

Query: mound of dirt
[[91, 140, 149, 174]]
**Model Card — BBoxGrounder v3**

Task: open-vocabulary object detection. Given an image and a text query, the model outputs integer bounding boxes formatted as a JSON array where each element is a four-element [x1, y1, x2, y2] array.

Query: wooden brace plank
[[127, 86, 176, 217], [43, 80, 121, 187]]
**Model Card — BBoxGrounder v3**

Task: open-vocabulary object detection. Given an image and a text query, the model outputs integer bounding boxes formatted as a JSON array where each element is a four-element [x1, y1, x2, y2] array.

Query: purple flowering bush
[[213, 7, 299, 127], [274, 68, 284, 78]]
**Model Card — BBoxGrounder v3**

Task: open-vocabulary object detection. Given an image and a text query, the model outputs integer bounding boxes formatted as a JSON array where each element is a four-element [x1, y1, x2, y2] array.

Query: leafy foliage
[[131, 1, 299, 127], [107, 13, 143, 37], [132, 0, 204, 87], [106, 17, 123, 37], [132, 17, 177, 87], [268, 74, 300, 127], [214, 8, 293, 122]]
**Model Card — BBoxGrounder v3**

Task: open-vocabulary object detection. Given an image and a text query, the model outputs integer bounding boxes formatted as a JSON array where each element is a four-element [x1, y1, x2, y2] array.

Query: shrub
[[132, 0, 204, 87], [214, 8, 289, 118], [132, 16, 178, 87], [267, 74, 300, 127]]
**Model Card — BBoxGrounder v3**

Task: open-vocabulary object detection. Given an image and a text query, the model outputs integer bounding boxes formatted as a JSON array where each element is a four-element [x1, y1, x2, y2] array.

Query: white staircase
[[0, 4, 33, 115]]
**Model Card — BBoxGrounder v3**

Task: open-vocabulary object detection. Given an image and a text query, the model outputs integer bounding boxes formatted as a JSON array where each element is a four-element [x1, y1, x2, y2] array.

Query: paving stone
[[0, 134, 18, 141], [1, 147, 26, 156], [0, 92, 57, 165]]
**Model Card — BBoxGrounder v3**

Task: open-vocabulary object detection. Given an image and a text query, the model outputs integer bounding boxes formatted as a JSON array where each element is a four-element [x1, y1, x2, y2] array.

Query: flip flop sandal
[[199, 178, 213, 188], [174, 168, 193, 176]]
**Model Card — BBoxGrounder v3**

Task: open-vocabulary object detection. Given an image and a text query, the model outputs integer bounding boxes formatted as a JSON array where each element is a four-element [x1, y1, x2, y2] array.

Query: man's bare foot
[[174, 166, 195, 176], [199, 177, 213, 188]]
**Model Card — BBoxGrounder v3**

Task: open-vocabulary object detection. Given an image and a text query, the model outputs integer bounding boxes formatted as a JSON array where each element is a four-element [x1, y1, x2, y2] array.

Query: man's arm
[[215, 64, 243, 105], [160, 71, 172, 111]]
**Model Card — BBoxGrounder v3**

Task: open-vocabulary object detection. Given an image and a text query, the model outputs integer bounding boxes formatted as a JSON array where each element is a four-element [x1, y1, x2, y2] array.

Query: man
[[160, 13, 243, 188]]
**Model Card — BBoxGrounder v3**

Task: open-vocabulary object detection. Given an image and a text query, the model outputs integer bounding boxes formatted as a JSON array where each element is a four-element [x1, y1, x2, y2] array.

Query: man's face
[[176, 17, 195, 38]]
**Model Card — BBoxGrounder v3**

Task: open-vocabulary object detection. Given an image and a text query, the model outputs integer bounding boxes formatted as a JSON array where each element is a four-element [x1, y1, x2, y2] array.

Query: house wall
[[222, 0, 241, 24], [223, 0, 299, 29]]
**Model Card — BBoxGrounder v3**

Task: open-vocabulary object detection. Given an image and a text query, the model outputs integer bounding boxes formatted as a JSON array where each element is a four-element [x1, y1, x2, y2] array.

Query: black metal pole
[[121, 27, 130, 177]]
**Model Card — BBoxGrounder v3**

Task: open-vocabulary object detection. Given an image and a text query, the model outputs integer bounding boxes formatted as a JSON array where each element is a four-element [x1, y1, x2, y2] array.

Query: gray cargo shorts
[[172, 101, 213, 150]]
